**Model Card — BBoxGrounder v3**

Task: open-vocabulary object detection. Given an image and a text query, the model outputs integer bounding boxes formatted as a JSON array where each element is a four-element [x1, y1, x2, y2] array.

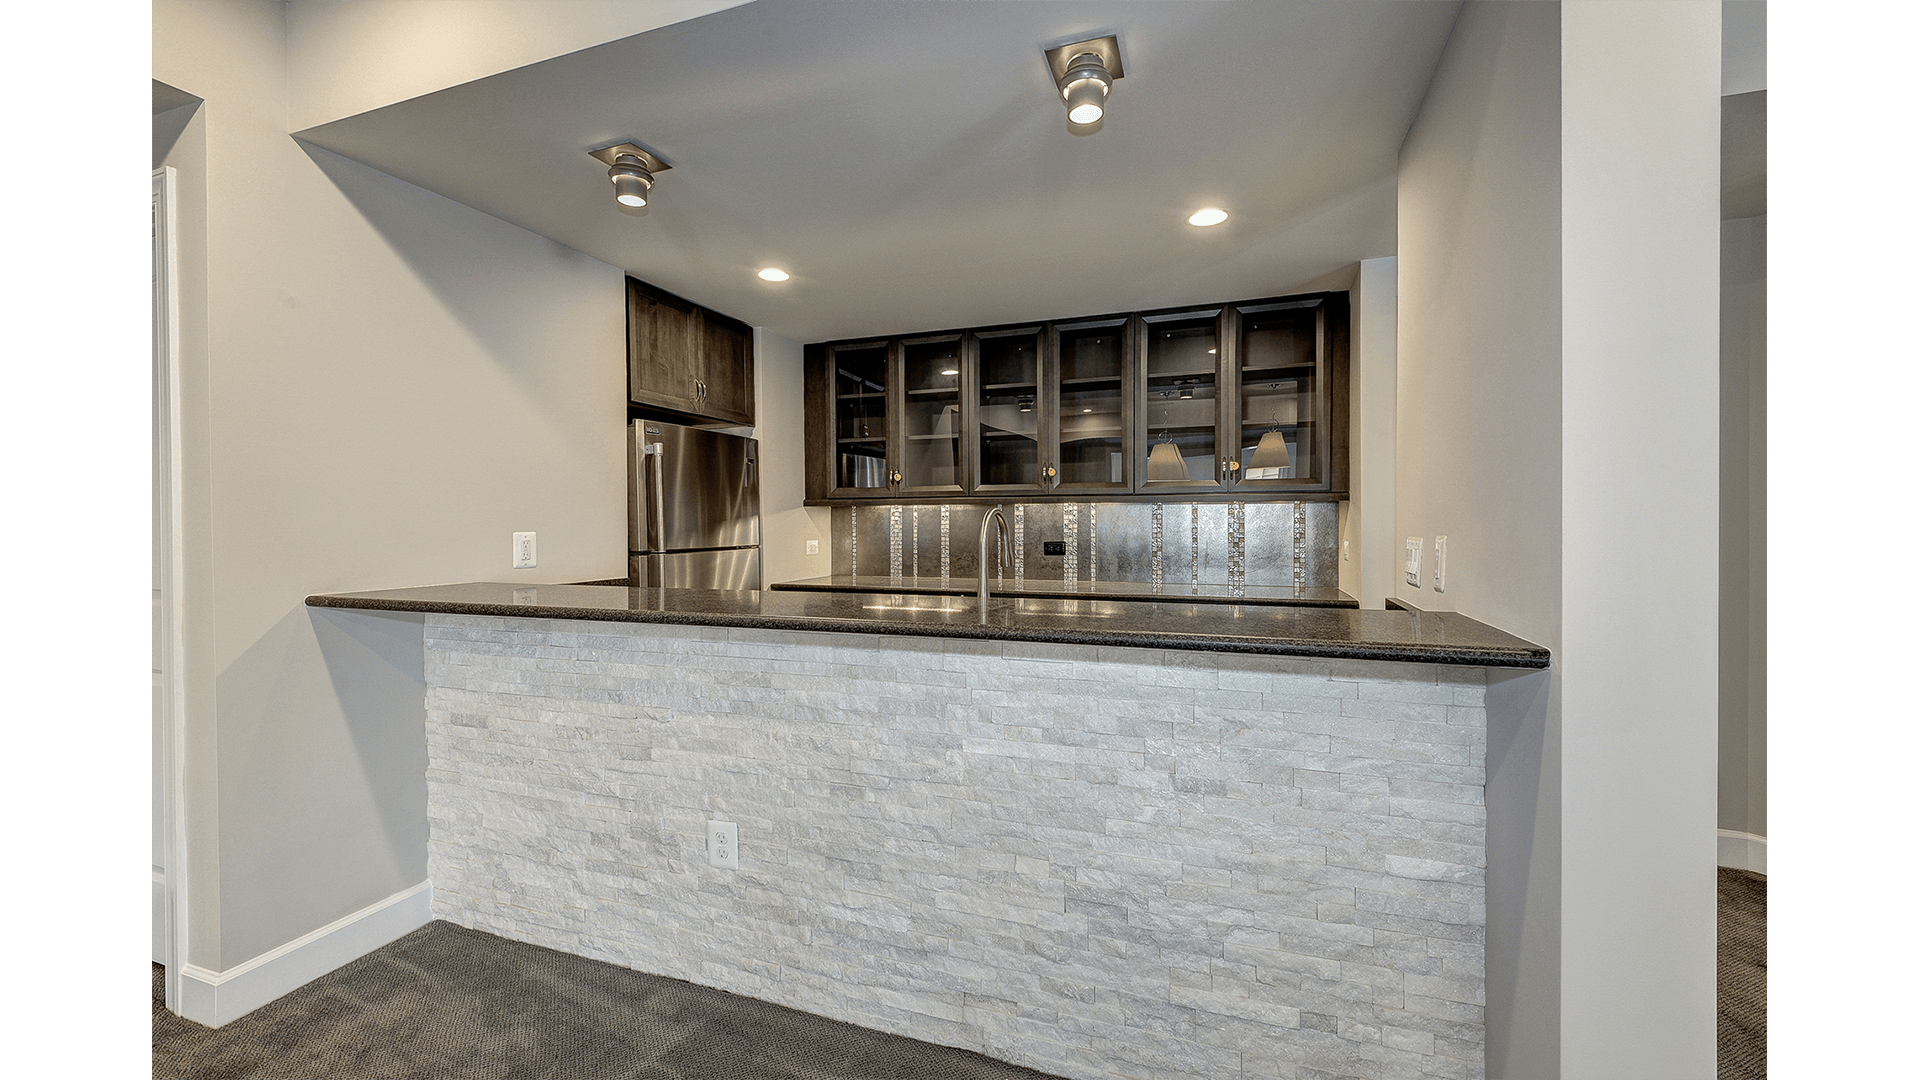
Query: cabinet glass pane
[[977, 331, 1041, 487], [1056, 324, 1126, 486], [901, 339, 963, 490], [1144, 317, 1218, 484], [1237, 307, 1318, 482], [833, 345, 889, 490]]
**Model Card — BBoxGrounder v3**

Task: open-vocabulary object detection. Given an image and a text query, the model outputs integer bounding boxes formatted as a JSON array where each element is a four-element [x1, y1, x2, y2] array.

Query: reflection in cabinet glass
[[1055, 321, 1127, 488], [1236, 303, 1320, 486], [1143, 314, 1220, 487], [977, 330, 1041, 489], [901, 337, 964, 492], [833, 344, 889, 491]]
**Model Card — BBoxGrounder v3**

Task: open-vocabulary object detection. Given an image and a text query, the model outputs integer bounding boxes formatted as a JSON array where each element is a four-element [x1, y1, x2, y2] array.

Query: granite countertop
[[771, 574, 1358, 608], [307, 582, 1548, 669]]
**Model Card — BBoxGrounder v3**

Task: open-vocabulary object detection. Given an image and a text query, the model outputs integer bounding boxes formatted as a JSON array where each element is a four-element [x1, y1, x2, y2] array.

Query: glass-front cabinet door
[[898, 335, 966, 495], [1138, 309, 1225, 492], [1231, 300, 1323, 491], [1050, 318, 1131, 493], [973, 327, 1047, 495], [827, 341, 893, 497]]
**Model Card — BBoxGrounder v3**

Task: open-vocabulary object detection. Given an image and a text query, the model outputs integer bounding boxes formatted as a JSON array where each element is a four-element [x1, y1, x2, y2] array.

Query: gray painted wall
[[156, 0, 628, 970], [754, 328, 832, 586], [1401, 6, 1724, 1075], [1396, 5, 1564, 1076], [1720, 212, 1766, 839]]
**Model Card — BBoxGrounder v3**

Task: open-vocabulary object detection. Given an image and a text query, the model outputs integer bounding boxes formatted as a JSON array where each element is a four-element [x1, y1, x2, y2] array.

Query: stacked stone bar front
[[424, 614, 1489, 1080]]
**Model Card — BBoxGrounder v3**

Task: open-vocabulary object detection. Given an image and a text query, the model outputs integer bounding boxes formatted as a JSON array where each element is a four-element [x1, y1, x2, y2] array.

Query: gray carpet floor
[[152, 921, 1066, 1079], [1718, 867, 1767, 1080], [156, 878, 1769, 1080]]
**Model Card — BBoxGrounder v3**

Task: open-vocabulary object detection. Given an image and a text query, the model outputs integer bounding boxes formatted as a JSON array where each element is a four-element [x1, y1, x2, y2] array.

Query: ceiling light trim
[[1043, 35, 1125, 84]]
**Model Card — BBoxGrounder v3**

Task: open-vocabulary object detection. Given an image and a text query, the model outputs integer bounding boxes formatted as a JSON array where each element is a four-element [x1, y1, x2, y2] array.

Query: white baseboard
[[176, 880, 432, 1028], [153, 868, 168, 966], [1718, 830, 1767, 875]]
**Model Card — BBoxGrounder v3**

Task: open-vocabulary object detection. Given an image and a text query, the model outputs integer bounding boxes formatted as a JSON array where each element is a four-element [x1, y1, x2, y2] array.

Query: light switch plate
[[512, 532, 537, 569], [1434, 536, 1448, 593], [1405, 537, 1423, 587]]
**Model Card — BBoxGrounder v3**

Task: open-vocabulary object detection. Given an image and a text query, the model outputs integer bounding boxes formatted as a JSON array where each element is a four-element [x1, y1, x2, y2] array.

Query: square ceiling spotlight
[[1044, 35, 1124, 130], [588, 142, 671, 208]]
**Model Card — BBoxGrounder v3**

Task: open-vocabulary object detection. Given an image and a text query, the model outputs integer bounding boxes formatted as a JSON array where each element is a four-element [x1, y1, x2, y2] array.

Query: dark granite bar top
[[771, 574, 1359, 608], [307, 582, 1548, 669]]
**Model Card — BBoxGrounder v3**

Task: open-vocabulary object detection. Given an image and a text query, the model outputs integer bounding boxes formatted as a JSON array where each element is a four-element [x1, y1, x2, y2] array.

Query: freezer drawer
[[631, 548, 761, 591]]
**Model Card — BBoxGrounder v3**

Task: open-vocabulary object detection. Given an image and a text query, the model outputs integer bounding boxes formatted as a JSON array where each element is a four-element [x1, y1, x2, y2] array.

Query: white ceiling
[[294, 0, 1463, 343]]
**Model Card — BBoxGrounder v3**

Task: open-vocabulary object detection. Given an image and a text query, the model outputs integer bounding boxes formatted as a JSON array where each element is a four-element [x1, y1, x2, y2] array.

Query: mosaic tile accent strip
[[888, 505, 903, 581], [1150, 503, 1165, 588], [1227, 501, 1247, 593], [1190, 504, 1201, 589], [1013, 504, 1025, 584], [1062, 503, 1080, 585], [1089, 503, 1099, 584], [1293, 502, 1308, 589], [939, 505, 951, 583]]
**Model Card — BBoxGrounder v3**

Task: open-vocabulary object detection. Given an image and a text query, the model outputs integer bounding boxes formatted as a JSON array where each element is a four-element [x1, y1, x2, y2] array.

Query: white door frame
[[153, 165, 190, 1012]]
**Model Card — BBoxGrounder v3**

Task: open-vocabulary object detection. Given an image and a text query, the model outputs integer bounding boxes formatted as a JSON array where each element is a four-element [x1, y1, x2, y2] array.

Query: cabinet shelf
[[906, 387, 961, 397], [1146, 367, 1217, 380], [837, 391, 887, 401], [982, 381, 1039, 392]]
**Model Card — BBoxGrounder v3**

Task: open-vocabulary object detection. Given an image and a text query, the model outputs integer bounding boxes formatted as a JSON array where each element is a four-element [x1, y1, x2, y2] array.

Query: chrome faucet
[[977, 505, 1012, 602]]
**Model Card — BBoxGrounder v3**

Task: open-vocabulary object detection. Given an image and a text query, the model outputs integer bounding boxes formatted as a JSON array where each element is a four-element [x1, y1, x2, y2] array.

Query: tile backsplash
[[830, 501, 1339, 589]]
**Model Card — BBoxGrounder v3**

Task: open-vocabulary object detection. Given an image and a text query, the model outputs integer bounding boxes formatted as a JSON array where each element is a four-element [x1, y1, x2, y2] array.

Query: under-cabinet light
[[1188, 208, 1229, 227], [757, 268, 790, 282]]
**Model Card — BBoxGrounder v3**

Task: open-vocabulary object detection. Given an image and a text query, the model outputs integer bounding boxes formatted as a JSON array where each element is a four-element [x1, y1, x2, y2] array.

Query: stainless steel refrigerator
[[629, 420, 761, 589]]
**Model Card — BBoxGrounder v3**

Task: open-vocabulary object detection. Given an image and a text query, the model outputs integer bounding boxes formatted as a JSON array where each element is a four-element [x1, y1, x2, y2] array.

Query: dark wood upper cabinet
[[627, 276, 754, 426], [805, 289, 1347, 503]]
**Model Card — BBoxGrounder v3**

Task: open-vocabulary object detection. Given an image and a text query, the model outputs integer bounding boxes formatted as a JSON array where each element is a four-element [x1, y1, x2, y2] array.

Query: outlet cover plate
[[1405, 537, 1423, 587], [512, 532, 537, 569], [1434, 536, 1448, 593], [707, 820, 738, 870]]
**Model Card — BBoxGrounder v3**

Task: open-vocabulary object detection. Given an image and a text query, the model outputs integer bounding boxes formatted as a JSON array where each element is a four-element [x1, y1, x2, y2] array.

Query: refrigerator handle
[[644, 441, 666, 555]]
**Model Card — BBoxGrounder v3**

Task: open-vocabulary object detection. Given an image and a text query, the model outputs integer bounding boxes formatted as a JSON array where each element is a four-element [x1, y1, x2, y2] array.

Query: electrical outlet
[[1434, 536, 1448, 593], [1043, 541, 1066, 557], [805, 539, 820, 556], [1405, 537, 1423, 587], [707, 820, 738, 870], [512, 532, 537, 569], [1342, 540, 1350, 561]]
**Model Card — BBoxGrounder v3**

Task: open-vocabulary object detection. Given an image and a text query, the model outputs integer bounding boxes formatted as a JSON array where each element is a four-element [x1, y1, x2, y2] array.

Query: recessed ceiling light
[[1188, 208, 1229, 227], [757, 268, 790, 282]]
